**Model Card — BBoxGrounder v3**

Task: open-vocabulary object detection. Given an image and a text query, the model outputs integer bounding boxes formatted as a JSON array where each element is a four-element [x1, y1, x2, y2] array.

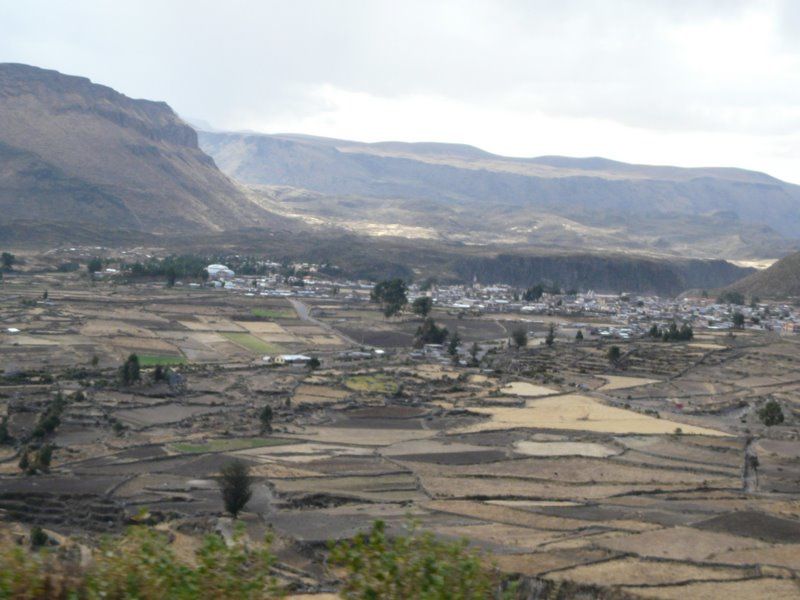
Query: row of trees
[[649, 322, 694, 342], [124, 255, 210, 286], [510, 323, 565, 349]]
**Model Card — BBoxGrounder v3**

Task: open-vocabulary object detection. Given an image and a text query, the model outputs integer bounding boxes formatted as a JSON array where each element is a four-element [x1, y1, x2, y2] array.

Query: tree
[[36, 445, 53, 472], [660, 322, 693, 342], [1, 252, 15, 271], [575, 329, 584, 342], [29, 526, 48, 549], [166, 266, 178, 287], [91, 354, 100, 367], [86, 257, 103, 274], [42, 290, 48, 301], [447, 333, 461, 357], [649, 323, 660, 338], [371, 278, 408, 318], [120, 354, 141, 385], [717, 290, 744, 305], [259, 405, 273, 433], [469, 342, 480, 364], [219, 460, 253, 519], [545, 324, 555, 347], [510, 326, 527, 349], [307, 356, 321, 369], [419, 277, 436, 292], [18, 450, 30, 473], [607, 345, 622, 365], [522, 284, 544, 302], [733, 312, 746, 329], [0, 417, 10, 445], [758, 400, 784, 427], [411, 296, 433, 318], [414, 318, 448, 347]]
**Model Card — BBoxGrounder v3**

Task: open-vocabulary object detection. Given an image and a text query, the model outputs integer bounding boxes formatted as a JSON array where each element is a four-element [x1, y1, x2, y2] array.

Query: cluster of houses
[[413, 283, 800, 337], [204, 262, 800, 339]]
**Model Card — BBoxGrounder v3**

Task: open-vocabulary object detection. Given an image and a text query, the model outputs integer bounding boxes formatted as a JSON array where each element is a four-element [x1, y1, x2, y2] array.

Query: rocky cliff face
[[0, 64, 275, 234]]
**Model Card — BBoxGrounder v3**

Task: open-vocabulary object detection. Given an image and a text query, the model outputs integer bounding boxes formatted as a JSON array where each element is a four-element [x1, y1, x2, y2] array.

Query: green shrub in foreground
[[330, 520, 513, 600], [0, 523, 280, 600]]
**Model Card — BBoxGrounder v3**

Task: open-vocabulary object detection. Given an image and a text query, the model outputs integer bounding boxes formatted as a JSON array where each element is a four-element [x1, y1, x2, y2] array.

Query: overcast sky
[[3, 0, 799, 181]]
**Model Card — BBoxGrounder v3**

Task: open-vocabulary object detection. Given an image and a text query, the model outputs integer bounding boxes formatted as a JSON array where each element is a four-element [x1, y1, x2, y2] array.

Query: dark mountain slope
[[727, 252, 800, 298], [0, 64, 276, 233]]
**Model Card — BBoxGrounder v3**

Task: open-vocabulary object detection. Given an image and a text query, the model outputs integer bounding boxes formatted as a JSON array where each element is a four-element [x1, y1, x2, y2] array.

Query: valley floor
[[1, 268, 799, 598]]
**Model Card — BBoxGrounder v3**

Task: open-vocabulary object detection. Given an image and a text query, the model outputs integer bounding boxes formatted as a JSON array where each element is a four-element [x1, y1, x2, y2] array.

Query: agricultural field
[[0, 257, 799, 598]]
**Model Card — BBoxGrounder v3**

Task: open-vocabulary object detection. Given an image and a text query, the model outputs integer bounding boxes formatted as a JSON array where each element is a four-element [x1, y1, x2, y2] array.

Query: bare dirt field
[[1, 265, 799, 597]]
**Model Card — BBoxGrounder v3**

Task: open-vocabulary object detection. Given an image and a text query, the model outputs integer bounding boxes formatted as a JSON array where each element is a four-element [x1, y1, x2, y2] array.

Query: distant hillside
[[163, 228, 752, 296], [727, 251, 800, 298], [200, 131, 800, 259], [0, 64, 279, 234]]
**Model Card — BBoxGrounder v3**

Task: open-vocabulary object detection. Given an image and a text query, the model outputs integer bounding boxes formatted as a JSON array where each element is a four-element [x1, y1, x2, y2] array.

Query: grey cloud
[[1, 1, 798, 136]]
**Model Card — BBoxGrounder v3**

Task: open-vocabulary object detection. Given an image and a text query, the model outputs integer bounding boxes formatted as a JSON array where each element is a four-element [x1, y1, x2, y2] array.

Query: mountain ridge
[[200, 130, 800, 259], [0, 63, 281, 233]]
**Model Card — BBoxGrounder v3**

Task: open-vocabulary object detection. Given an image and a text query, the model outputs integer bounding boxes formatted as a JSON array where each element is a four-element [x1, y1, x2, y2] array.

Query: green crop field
[[169, 437, 296, 454], [251, 308, 296, 319], [222, 332, 283, 354], [344, 373, 399, 395], [138, 354, 187, 367]]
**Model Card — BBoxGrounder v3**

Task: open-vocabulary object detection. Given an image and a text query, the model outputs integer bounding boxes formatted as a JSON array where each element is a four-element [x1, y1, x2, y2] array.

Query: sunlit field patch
[[169, 437, 296, 454], [344, 373, 399, 394], [598, 375, 660, 391], [138, 354, 187, 367], [221, 332, 284, 354], [456, 394, 728, 436], [251, 308, 296, 319]]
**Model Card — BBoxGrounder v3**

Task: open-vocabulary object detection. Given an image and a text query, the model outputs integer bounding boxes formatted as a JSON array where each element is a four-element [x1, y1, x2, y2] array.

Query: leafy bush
[[0, 524, 280, 599], [119, 353, 141, 385], [607, 345, 622, 365], [412, 296, 433, 317], [0, 544, 60, 598], [330, 520, 512, 599], [510, 327, 527, 349], [414, 318, 449, 347], [758, 400, 784, 427], [30, 526, 49, 549]]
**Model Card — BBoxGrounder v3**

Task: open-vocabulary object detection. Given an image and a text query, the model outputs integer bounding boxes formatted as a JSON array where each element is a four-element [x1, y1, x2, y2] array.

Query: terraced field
[[1, 268, 799, 598]]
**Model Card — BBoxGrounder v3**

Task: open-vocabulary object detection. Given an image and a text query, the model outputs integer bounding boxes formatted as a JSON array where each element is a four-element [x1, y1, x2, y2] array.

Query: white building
[[206, 264, 235, 280]]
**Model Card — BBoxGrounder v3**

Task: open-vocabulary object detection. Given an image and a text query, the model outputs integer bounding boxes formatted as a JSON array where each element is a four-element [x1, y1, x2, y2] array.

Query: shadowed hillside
[[726, 251, 800, 298]]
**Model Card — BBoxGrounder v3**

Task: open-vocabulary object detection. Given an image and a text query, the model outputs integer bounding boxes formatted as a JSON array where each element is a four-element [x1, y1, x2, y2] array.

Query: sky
[[2, 0, 799, 182]]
